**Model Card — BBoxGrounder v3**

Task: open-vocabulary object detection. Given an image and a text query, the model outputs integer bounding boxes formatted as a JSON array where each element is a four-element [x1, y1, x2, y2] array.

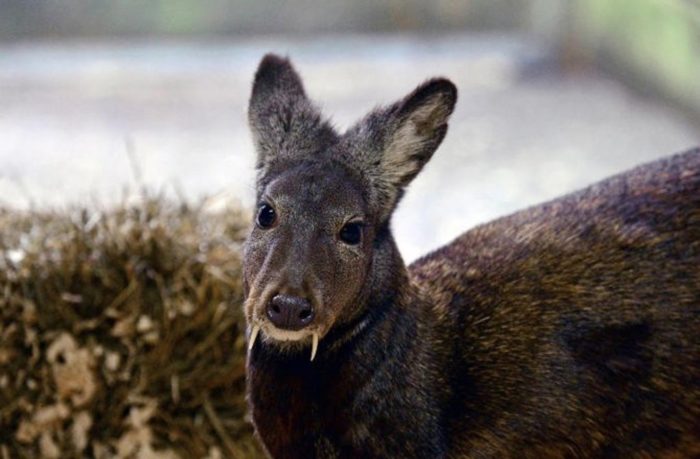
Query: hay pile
[[0, 196, 265, 458]]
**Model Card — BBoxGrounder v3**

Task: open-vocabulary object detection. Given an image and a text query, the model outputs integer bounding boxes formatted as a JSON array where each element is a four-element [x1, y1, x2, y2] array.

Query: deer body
[[243, 54, 700, 458]]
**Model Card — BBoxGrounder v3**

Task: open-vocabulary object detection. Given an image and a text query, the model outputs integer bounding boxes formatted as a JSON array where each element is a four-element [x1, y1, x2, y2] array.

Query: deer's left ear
[[343, 78, 457, 218]]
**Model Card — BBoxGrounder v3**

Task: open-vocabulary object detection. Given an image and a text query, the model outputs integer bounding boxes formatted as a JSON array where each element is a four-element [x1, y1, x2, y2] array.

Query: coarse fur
[[242, 54, 700, 458]]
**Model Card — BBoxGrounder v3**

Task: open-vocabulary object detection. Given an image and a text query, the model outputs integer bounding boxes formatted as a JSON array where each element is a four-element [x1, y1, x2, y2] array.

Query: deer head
[[243, 54, 457, 360]]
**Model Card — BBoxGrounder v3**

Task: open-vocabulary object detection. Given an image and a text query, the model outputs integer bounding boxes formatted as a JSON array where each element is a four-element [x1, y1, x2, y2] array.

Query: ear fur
[[248, 54, 336, 171], [250, 54, 306, 104], [343, 78, 457, 219]]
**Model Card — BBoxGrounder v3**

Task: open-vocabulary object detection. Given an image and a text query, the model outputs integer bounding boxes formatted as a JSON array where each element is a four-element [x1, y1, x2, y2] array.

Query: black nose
[[266, 294, 315, 330]]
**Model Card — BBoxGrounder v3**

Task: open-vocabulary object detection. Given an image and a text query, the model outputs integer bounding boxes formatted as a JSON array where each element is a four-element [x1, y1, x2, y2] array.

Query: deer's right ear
[[248, 54, 334, 171]]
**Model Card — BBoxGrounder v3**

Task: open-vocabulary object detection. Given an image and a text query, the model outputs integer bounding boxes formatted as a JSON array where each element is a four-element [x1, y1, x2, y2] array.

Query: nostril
[[299, 308, 312, 321]]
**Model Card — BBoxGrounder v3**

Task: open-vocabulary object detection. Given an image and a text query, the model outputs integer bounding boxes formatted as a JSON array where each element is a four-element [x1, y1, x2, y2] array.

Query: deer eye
[[256, 203, 277, 229], [339, 222, 362, 245]]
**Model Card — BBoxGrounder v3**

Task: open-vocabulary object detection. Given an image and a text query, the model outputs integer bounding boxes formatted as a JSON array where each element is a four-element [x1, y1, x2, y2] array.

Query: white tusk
[[310, 333, 319, 362], [248, 325, 260, 352]]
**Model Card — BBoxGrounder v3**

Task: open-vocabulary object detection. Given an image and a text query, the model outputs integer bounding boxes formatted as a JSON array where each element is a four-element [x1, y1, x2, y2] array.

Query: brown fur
[[243, 54, 700, 458], [411, 149, 700, 457]]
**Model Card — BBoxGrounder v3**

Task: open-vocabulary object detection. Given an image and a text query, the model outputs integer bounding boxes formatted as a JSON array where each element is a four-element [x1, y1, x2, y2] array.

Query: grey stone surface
[[1, 34, 698, 262]]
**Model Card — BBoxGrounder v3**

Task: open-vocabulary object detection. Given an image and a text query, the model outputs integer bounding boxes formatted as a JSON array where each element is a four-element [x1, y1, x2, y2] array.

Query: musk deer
[[242, 54, 700, 458]]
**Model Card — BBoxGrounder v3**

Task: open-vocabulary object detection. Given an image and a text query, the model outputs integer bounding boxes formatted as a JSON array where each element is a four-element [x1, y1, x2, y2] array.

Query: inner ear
[[396, 78, 457, 132], [382, 78, 457, 187]]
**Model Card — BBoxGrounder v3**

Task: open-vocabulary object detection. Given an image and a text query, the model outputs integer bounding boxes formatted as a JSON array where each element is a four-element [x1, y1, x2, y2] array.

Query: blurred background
[[1, 2, 699, 458], [1, 0, 699, 261]]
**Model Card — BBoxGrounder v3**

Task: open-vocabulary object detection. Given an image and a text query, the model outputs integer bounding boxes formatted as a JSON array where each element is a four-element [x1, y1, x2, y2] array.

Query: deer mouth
[[244, 277, 327, 360], [248, 322, 321, 361]]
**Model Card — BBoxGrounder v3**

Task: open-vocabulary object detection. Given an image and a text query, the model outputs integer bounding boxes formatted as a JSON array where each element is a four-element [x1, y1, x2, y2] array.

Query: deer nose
[[266, 294, 315, 330]]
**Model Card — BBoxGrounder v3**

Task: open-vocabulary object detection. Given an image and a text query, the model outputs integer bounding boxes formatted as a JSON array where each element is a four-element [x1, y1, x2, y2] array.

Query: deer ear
[[345, 78, 457, 218], [248, 54, 335, 170], [250, 54, 306, 106], [381, 78, 457, 188]]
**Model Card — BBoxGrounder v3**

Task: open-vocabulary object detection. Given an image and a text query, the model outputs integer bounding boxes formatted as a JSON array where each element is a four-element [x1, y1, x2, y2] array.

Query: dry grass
[[0, 195, 265, 458]]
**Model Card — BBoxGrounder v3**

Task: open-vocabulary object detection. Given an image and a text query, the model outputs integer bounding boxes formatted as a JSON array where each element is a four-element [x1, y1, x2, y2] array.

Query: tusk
[[310, 333, 319, 362], [248, 325, 260, 352]]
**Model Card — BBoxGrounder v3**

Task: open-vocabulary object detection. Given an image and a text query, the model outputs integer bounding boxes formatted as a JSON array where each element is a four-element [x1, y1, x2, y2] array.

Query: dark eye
[[339, 222, 362, 245], [256, 203, 277, 229]]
